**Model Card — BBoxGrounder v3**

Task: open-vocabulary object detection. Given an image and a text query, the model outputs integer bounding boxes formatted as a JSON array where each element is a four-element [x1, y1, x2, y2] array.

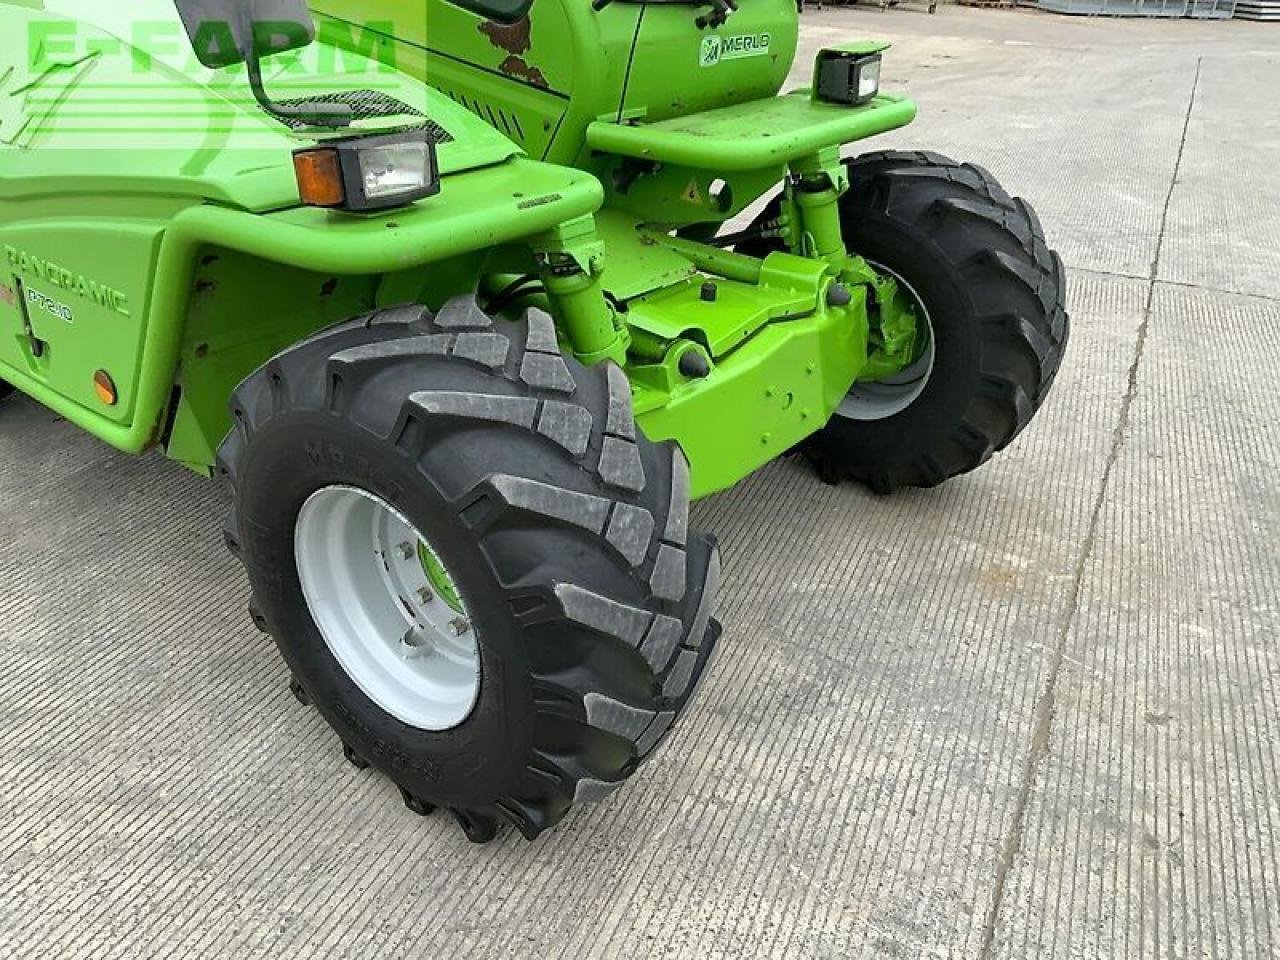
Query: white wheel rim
[[294, 485, 480, 731], [838, 263, 937, 422]]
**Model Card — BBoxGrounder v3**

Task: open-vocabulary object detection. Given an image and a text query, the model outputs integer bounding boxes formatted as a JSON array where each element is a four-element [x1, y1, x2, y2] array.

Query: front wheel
[[219, 298, 721, 843], [746, 151, 1070, 493]]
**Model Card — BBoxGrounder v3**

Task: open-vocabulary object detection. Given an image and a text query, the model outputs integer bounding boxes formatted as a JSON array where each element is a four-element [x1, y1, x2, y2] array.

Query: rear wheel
[[742, 151, 1069, 493], [219, 297, 721, 843]]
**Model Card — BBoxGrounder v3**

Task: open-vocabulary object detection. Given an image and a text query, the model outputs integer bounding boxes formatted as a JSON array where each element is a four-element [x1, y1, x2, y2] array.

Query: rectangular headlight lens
[[857, 58, 882, 103], [359, 140, 433, 201]]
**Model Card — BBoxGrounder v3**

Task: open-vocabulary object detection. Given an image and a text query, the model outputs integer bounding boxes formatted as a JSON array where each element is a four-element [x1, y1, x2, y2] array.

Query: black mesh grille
[[274, 89, 453, 144]]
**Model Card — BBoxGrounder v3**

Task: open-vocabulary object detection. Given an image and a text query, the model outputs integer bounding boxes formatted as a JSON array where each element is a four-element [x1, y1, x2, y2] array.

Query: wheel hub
[[838, 263, 937, 422], [294, 485, 480, 731]]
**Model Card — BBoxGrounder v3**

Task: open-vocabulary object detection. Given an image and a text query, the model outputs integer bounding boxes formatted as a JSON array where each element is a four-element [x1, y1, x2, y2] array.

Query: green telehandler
[[0, 0, 1067, 843]]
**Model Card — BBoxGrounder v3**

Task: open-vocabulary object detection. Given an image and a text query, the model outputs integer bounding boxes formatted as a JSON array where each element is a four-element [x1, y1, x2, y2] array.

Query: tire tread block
[[664, 448, 691, 547], [599, 437, 646, 493], [650, 544, 688, 603], [521, 352, 576, 394], [554, 582, 653, 647], [525, 309, 561, 355], [604, 364, 637, 440], [662, 650, 699, 700], [606, 503, 656, 567], [584, 691, 655, 741], [640, 615, 685, 673], [411, 390, 538, 430], [452, 332, 510, 370], [537, 401, 593, 459], [330, 336, 453, 367], [434, 297, 493, 331], [491, 475, 611, 536]]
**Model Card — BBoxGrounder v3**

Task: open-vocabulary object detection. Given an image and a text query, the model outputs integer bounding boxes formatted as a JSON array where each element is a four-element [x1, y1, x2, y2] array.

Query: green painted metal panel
[[1, 218, 162, 426], [166, 250, 382, 472], [586, 93, 917, 172], [620, 2, 799, 123], [633, 288, 870, 499]]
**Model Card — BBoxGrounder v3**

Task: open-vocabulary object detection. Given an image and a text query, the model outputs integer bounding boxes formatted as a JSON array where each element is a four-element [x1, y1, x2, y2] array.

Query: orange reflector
[[293, 149, 345, 208], [93, 370, 117, 406]]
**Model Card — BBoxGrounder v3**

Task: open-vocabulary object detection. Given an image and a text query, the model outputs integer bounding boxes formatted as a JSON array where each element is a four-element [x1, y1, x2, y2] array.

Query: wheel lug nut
[[398, 541, 415, 560], [451, 617, 471, 636], [418, 587, 434, 604]]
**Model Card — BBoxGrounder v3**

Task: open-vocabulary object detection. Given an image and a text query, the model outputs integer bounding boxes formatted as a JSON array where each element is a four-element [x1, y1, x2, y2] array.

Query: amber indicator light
[[93, 370, 117, 406], [293, 149, 346, 208]]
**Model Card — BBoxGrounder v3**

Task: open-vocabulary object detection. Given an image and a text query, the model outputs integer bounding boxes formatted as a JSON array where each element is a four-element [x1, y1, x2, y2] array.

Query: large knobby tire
[[745, 151, 1069, 494], [218, 298, 721, 843]]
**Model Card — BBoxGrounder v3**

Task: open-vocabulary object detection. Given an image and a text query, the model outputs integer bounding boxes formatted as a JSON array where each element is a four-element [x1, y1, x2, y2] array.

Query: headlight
[[855, 57, 882, 103], [815, 51, 883, 107], [293, 130, 440, 212]]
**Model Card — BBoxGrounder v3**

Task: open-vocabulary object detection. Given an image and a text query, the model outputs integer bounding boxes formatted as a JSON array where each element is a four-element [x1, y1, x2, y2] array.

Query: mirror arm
[[244, 39, 353, 129]]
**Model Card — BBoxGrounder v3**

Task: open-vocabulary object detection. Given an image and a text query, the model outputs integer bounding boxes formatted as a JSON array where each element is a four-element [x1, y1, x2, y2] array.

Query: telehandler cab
[[0, 0, 1067, 842]]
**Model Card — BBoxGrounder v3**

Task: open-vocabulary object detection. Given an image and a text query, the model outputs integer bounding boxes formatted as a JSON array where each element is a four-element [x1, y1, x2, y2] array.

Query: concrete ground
[[1, 7, 1277, 958]]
